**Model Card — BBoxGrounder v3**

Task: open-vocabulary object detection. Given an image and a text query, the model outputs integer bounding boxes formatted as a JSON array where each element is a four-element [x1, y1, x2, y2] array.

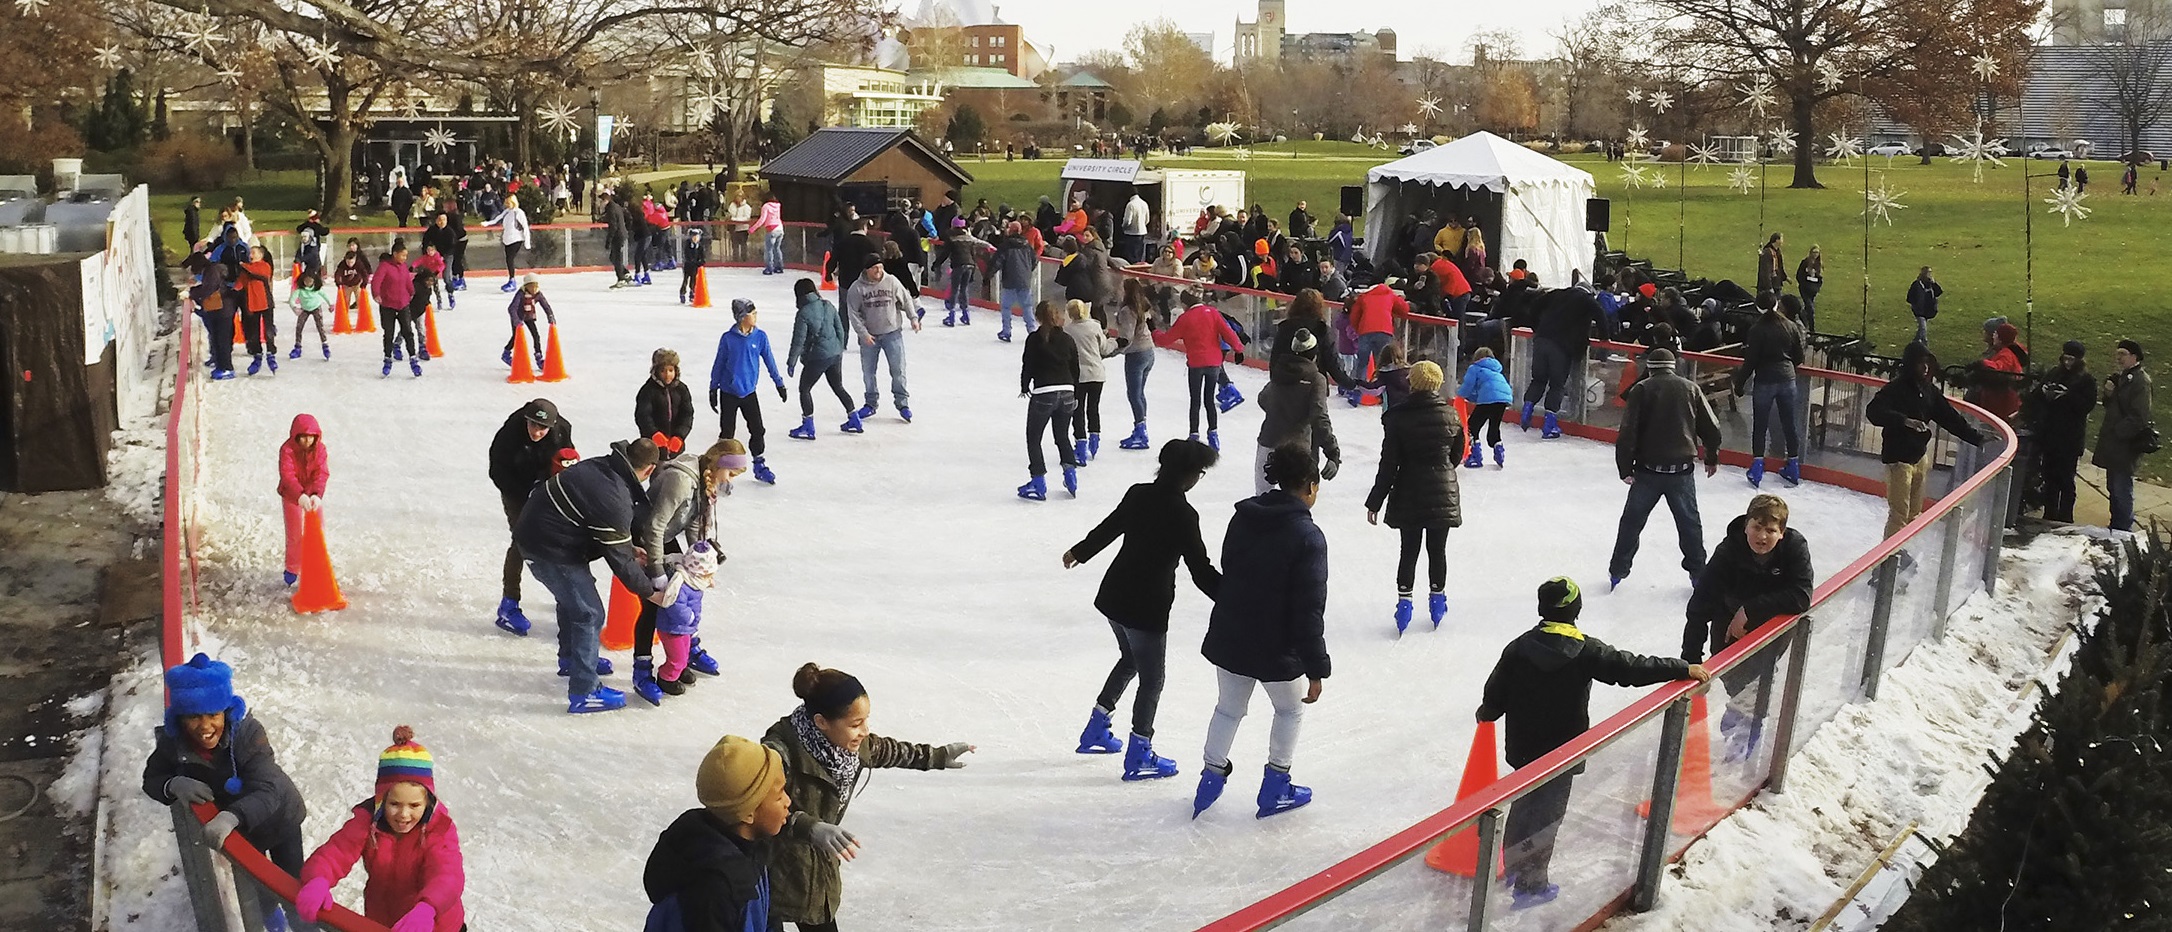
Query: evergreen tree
[[945, 104, 986, 148], [1886, 528, 2172, 931], [85, 68, 149, 152]]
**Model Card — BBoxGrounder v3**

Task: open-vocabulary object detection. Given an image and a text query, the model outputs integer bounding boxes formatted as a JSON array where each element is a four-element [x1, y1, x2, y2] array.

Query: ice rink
[[174, 268, 1886, 930]]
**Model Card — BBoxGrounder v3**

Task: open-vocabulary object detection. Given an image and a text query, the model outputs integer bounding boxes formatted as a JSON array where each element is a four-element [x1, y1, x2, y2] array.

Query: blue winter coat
[[658, 583, 705, 637], [711, 327, 783, 397], [1200, 489, 1332, 683], [787, 294, 847, 366], [1458, 356, 1514, 406]]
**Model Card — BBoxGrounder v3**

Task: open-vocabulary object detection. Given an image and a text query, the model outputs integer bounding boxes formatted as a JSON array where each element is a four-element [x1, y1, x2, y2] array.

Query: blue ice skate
[[1076, 707, 1121, 754], [1256, 764, 1312, 818]]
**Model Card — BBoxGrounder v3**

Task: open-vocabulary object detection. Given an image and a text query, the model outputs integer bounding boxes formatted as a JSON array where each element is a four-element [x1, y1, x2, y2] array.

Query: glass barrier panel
[[1483, 710, 1669, 930], [1272, 817, 1485, 932], [1676, 632, 1797, 845], [1787, 568, 1880, 761]]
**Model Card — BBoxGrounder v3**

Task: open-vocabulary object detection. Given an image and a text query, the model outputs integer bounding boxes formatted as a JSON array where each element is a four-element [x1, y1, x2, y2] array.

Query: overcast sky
[[975, 0, 1596, 64]]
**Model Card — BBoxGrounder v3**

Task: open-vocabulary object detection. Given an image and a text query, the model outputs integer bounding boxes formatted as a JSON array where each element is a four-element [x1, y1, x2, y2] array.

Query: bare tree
[[1552, 6, 1642, 139], [2087, 7, 2172, 155], [1124, 18, 1216, 113]]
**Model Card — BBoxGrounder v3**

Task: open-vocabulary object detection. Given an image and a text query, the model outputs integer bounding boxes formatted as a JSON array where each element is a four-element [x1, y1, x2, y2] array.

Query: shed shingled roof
[[760, 127, 975, 187]]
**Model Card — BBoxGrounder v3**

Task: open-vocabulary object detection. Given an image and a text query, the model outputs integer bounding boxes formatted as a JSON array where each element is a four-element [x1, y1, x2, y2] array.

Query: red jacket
[[1430, 257, 1472, 298], [300, 801, 465, 932], [1166, 304, 1246, 367], [1348, 284, 1408, 336], [277, 414, 328, 501], [238, 260, 275, 313], [1973, 343, 2027, 421]]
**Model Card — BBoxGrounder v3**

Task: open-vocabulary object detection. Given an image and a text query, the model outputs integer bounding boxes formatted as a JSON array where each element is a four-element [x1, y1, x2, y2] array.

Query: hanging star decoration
[[1815, 59, 1843, 93], [1400, 122, 1420, 136], [1416, 95, 1442, 118], [13, 0, 49, 16], [423, 124, 457, 154], [2044, 186, 2092, 226], [691, 85, 730, 118], [612, 115, 635, 137], [184, 15, 223, 54], [1728, 163, 1757, 194], [400, 95, 423, 118], [301, 38, 341, 71], [1647, 89, 1674, 113], [1767, 127, 1798, 156], [1971, 53, 2001, 83], [539, 99, 581, 138], [1205, 122, 1242, 145], [1825, 132, 1863, 163], [1863, 177, 1908, 225], [93, 43, 125, 70], [1625, 125, 1651, 152], [1737, 78, 1778, 120], [1648, 168, 1669, 189], [1947, 124, 2007, 183], [217, 64, 244, 85], [1619, 161, 1651, 189], [1687, 143, 1724, 170], [1625, 87, 1645, 105]]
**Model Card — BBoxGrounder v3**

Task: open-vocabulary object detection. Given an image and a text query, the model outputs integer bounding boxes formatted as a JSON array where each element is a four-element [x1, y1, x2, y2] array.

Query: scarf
[[791, 705, 861, 792]]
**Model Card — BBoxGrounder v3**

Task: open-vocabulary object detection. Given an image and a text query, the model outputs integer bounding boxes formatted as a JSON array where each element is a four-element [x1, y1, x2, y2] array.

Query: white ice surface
[[164, 268, 1888, 931]]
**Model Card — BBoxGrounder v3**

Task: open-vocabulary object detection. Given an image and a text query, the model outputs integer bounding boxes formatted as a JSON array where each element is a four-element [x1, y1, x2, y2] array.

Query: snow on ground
[[103, 640, 195, 930], [165, 268, 1884, 931], [1599, 530, 2108, 932]]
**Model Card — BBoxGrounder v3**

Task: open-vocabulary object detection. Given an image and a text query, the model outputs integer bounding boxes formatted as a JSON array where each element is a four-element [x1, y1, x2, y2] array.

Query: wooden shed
[[759, 127, 975, 224]]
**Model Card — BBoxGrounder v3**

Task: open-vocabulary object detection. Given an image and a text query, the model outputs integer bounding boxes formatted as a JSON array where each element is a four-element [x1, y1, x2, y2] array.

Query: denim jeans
[[2107, 467, 2136, 531], [859, 330, 908, 408], [1608, 469, 1707, 579], [1123, 350, 1155, 423], [528, 560, 607, 699], [947, 265, 975, 313], [1527, 338, 1574, 414], [764, 231, 784, 273], [1750, 379, 1801, 459], [1000, 286, 1035, 338], [1355, 331, 1394, 378], [1202, 667, 1307, 770], [1913, 316, 1929, 346], [1025, 390, 1077, 475], [1096, 620, 1168, 737]]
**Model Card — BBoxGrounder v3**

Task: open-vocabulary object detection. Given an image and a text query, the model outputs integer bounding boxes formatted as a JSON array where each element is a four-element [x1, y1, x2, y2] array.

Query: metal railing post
[[1633, 697, 1694, 911], [1768, 617, 1814, 793], [1861, 557, 1899, 699], [562, 227, 573, 269], [1982, 466, 2011, 595], [1930, 510, 1965, 640], [1467, 808, 1504, 931], [170, 802, 234, 932]]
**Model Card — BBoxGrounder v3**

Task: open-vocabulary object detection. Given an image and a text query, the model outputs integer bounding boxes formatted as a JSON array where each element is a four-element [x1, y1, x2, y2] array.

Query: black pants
[[1186, 366, 1220, 434], [1502, 772, 1574, 893], [200, 309, 236, 372], [381, 305, 417, 359], [719, 391, 766, 457], [799, 359, 853, 417], [501, 491, 526, 601], [633, 540, 684, 658], [2041, 451, 2081, 522], [1469, 402, 1507, 447], [1095, 619, 1167, 738], [503, 317, 543, 358], [1072, 381, 1104, 439], [1026, 390, 1077, 475], [1396, 526, 1449, 595], [450, 242, 468, 282], [607, 235, 628, 280], [502, 242, 523, 280], [795, 923, 839, 932], [632, 232, 652, 277], [681, 262, 700, 300], [241, 310, 275, 357]]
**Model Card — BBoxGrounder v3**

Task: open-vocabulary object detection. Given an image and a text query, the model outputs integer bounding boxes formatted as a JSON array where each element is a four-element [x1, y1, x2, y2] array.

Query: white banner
[[80, 186, 159, 418], [596, 115, 615, 154]]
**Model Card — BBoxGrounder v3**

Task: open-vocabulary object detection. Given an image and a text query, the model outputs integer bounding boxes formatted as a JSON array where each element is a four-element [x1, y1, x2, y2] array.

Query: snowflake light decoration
[[691, 85, 730, 118], [1728, 164, 1757, 194], [1862, 178, 1907, 226], [1416, 95, 1441, 118], [1946, 124, 2007, 183], [1400, 122, 1420, 136], [1647, 89, 1674, 113], [612, 115, 634, 137], [1737, 78, 1777, 120], [691, 55, 717, 79], [216, 64, 243, 85], [1648, 169, 1670, 190], [2044, 186, 2092, 226], [1619, 162, 1651, 189], [94, 43, 125, 69], [1625, 125, 1651, 152], [396, 92, 421, 118], [1815, 59, 1843, 93], [1971, 53, 2000, 82], [13, 0, 49, 16], [1687, 143, 1723, 170], [1825, 132, 1863, 163], [1205, 122, 1242, 145], [539, 99, 581, 137], [1625, 87, 1644, 105], [183, 16, 223, 54], [302, 38, 341, 71], [423, 124, 457, 154], [1767, 127, 1798, 156]]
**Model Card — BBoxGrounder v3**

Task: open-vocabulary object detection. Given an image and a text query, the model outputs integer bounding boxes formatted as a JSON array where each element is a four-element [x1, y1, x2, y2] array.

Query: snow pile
[[44, 689, 109, 818], [101, 643, 193, 930], [1601, 530, 2108, 932], [104, 417, 168, 526]]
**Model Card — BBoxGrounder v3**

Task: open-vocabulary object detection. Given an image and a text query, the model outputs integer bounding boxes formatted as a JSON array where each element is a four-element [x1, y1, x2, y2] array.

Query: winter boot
[[1088, 432, 1101, 460], [1122, 733, 1179, 781], [1493, 443, 1506, 466], [1394, 597, 1413, 635], [1520, 400, 1536, 430], [1747, 458, 1766, 488], [1062, 466, 1079, 497], [282, 571, 298, 587], [1255, 764, 1313, 818], [289, 344, 303, 360], [789, 417, 816, 440], [1074, 438, 1090, 466], [1541, 411, 1562, 439], [247, 354, 263, 376], [687, 637, 720, 676], [1207, 430, 1220, 451], [382, 358, 394, 377], [1429, 592, 1448, 629], [899, 406, 913, 422], [1464, 443, 1486, 469], [1511, 884, 1562, 910], [751, 457, 776, 484], [495, 597, 531, 636], [657, 672, 687, 696], [567, 689, 625, 714], [1780, 457, 1802, 487], [1217, 382, 1245, 412], [840, 411, 865, 434], [856, 402, 878, 420], [1192, 760, 1233, 819], [1075, 707, 1122, 754], [631, 657, 664, 707], [1119, 423, 1150, 450], [1017, 475, 1048, 501], [410, 357, 423, 377]]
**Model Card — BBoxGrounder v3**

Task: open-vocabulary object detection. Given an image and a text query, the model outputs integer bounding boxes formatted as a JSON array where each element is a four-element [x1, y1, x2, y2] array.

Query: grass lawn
[[150, 170, 324, 261]]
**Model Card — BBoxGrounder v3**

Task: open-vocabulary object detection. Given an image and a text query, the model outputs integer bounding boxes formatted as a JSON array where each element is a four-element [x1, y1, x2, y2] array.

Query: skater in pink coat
[[294, 726, 466, 932], [276, 414, 328, 587]]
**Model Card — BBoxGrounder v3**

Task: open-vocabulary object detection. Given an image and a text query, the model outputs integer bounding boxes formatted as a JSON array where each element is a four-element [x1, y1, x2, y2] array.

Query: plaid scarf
[[791, 705, 860, 792]]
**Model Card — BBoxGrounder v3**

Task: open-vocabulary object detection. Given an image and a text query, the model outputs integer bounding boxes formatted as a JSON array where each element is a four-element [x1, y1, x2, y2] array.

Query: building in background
[[1233, 0, 1286, 63], [1233, 0, 1398, 67], [2048, 0, 2172, 44], [1185, 32, 1217, 56], [1053, 72, 1113, 122], [899, 1, 1053, 80], [817, 65, 946, 128], [910, 66, 1045, 123]]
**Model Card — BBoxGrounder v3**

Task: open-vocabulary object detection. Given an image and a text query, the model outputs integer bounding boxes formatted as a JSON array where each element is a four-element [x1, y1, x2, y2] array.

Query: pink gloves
[[292, 877, 332, 922], [391, 902, 437, 932]]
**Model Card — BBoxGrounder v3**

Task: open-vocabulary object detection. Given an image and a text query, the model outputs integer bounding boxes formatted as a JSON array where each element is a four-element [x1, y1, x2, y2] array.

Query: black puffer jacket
[[1682, 514, 1815, 662], [487, 400, 573, 499], [642, 808, 772, 932], [2035, 363, 2097, 459], [142, 707, 308, 852], [513, 444, 655, 596], [1201, 490, 1332, 682], [1534, 288, 1601, 350], [1479, 623, 1689, 768], [1020, 326, 1081, 394], [1069, 481, 1221, 631], [1364, 391, 1464, 529], [1866, 343, 1986, 465], [635, 378, 696, 449]]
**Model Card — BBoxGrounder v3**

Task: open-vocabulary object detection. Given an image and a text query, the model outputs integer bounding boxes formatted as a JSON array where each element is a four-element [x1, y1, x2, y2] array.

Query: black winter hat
[[1537, 577, 1583, 623], [522, 398, 558, 428], [2062, 340, 2086, 359]]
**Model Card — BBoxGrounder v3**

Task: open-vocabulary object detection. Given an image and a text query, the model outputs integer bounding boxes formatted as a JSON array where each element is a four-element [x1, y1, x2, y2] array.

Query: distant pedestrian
[[2093, 340, 2154, 532], [1906, 266, 1941, 346]]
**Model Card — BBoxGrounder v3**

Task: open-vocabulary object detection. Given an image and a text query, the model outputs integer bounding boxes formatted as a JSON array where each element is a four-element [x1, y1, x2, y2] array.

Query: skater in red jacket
[[1165, 300, 1247, 449], [294, 726, 466, 932], [277, 414, 328, 588]]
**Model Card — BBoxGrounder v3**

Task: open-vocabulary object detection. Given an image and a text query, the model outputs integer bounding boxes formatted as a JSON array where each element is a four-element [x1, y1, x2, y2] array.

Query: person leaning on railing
[[1681, 494, 1813, 758], [1866, 342, 1988, 538]]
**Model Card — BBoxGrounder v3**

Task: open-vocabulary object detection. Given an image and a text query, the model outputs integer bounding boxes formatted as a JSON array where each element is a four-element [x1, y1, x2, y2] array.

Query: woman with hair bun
[[762, 663, 974, 931]]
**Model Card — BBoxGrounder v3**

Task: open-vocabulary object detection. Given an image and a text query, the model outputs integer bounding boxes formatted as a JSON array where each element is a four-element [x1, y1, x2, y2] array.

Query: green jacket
[[760, 715, 958, 924]]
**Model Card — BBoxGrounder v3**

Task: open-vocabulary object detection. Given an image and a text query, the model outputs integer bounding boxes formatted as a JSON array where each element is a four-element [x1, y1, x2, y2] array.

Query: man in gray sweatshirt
[[1608, 349, 1723, 588], [845, 256, 922, 421]]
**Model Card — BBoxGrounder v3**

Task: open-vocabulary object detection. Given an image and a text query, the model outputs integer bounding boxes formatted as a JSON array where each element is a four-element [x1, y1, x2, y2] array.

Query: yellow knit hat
[[696, 736, 784, 824]]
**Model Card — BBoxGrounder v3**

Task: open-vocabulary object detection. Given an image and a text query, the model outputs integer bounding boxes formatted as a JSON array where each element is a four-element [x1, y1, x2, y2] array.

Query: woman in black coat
[[1062, 438, 1221, 780], [635, 348, 697, 457], [1364, 360, 1464, 635]]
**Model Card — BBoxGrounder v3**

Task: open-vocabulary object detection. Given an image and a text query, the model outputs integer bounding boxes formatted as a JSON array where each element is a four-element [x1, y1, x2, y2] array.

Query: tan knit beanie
[[695, 736, 783, 824]]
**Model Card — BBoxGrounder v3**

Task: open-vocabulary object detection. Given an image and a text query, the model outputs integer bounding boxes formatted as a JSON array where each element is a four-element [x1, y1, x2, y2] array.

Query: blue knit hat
[[166, 653, 236, 717]]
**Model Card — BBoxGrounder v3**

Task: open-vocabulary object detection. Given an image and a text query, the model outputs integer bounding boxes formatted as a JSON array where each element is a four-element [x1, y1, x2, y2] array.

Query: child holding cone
[[680, 226, 708, 305], [277, 414, 329, 587], [294, 726, 466, 932], [289, 271, 333, 360], [504, 274, 554, 372]]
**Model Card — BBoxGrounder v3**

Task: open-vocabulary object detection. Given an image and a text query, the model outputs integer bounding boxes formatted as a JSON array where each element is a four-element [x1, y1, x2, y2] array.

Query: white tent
[[1364, 131, 1596, 288]]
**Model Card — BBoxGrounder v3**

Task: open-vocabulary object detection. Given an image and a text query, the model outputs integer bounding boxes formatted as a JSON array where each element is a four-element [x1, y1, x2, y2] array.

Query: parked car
[[2028, 145, 2075, 160], [1867, 142, 1912, 157], [2118, 150, 2156, 164], [1399, 139, 1439, 156]]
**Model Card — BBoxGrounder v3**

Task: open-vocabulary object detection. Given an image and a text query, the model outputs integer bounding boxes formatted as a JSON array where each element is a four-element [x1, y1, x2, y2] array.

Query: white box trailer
[[1057, 160, 1245, 234]]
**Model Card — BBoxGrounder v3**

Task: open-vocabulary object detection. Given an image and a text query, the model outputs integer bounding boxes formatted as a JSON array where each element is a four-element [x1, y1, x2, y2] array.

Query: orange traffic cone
[[290, 508, 347, 614], [1636, 694, 1735, 836], [424, 305, 446, 357], [331, 287, 354, 334], [819, 252, 836, 291], [539, 325, 570, 382], [232, 311, 245, 344], [289, 263, 301, 289], [601, 576, 640, 651], [1359, 356, 1382, 406], [507, 327, 537, 383], [690, 266, 712, 308], [355, 287, 377, 333], [1452, 396, 1475, 461], [1425, 720, 1507, 877]]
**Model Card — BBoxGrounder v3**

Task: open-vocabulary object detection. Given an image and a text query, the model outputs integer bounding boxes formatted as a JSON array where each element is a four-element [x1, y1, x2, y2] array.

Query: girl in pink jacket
[[277, 414, 328, 587], [295, 726, 465, 932], [1165, 303, 1246, 447]]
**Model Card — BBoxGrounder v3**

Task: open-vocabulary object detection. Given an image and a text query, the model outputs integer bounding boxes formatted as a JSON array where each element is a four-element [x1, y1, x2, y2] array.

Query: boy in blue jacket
[[710, 299, 786, 484], [1458, 346, 1515, 467]]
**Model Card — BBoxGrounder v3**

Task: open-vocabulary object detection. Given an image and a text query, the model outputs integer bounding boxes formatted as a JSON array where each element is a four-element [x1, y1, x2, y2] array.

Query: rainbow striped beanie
[[376, 725, 435, 797]]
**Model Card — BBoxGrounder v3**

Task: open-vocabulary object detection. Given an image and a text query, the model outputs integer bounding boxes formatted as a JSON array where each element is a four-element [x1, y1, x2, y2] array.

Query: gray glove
[[1321, 458, 1341, 481], [203, 810, 241, 847], [167, 776, 215, 805], [940, 742, 973, 769], [809, 821, 859, 858]]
